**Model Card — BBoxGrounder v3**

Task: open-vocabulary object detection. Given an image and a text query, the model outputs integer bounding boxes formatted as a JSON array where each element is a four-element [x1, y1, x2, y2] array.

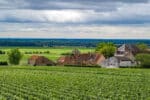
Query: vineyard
[[0, 66, 149, 100]]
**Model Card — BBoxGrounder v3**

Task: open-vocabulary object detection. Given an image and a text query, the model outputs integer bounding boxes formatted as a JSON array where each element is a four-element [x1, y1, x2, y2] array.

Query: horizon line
[[0, 38, 150, 40]]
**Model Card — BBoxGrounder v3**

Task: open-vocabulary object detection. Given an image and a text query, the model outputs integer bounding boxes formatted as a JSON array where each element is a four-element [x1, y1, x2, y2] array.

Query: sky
[[0, 0, 150, 39]]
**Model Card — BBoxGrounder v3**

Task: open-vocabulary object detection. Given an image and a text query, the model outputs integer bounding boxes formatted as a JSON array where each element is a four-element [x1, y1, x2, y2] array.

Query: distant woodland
[[0, 39, 149, 47]]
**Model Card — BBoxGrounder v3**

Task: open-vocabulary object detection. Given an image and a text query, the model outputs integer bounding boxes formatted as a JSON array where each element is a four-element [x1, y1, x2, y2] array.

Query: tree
[[72, 48, 80, 55], [8, 49, 22, 65], [96, 42, 116, 58], [135, 53, 150, 68], [137, 43, 148, 51]]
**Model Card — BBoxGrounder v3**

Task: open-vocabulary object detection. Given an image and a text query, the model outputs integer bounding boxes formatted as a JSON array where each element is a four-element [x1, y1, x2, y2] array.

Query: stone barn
[[28, 55, 55, 66], [101, 56, 136, 68], [57, 53, 105, 67], [101, 57, 119, 68]]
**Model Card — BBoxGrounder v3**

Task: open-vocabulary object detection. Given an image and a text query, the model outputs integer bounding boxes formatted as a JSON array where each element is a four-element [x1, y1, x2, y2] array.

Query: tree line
[[0, 39, 149, 47]]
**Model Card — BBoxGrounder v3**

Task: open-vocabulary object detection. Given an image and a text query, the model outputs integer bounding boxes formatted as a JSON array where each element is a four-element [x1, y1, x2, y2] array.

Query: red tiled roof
[[28, 55, 55, 66], [57, 53, 105, 66]]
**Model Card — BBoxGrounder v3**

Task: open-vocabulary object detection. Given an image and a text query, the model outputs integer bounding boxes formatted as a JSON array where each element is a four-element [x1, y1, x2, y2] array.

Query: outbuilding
[[57, 52, 105, 67], [28, 55, 55, 66], [101, 56, 136, 68]]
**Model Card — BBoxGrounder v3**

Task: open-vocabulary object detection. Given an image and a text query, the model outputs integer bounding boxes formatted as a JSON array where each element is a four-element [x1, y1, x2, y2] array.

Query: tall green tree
[[96, 42, 116, 58], [8, 49, 22, 65]]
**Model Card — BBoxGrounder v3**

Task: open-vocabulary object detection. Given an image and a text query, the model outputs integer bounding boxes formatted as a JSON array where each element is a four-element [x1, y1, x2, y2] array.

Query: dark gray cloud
[[0, 0, 150, 24], [25, 0, 148, 4], [0, 0, 149, 10]]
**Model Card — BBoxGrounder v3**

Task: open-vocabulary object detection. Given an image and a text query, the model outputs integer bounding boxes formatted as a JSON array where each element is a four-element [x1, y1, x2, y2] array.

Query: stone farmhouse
[[101, 44, 141, 68], [114, 44, 140, 61], [101, 56, 136, 68]]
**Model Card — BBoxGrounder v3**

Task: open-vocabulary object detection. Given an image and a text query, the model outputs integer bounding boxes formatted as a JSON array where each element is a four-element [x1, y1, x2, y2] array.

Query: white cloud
[[0, 9, 100, 23], [43, 10, 87, 23]]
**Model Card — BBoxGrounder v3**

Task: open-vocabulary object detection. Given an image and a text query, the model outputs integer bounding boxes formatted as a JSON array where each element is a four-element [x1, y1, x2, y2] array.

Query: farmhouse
[[101, 44, 140, 68], [28, 55, 55, 66], [115, 44, 140, 61], [101, 57, 136, 68], [57, 52, 105, 66]]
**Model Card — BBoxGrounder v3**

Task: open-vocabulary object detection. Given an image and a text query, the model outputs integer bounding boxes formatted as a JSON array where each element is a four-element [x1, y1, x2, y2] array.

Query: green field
[[0, 66, 149, 100], [0, 47, 149, 99], [0, 47, 94, 65]]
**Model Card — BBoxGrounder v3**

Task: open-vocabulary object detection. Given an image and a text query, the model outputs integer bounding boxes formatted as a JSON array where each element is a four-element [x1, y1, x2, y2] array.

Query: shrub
[[44, 51, 50, 54], [135, 53, 150, 68], [8, 49, 22, 65], [137, 43, 148, 51], [61, 52, 72, 56], [0, 50, 5, 54], [0, 61, 8, 65]]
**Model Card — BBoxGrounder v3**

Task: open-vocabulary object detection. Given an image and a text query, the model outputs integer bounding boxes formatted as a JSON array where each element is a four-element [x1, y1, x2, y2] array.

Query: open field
[[0, 47, 94, 65], [0, 66, 149, 100], [0, 47, 149, 99]]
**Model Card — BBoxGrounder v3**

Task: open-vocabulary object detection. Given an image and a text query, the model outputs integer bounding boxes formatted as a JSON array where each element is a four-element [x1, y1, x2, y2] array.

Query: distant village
[[28, 44, 149, 68]]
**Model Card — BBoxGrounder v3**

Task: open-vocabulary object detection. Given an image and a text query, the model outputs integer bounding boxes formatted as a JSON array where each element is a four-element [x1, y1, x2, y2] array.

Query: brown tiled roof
[[29, 55, 40, 60], [57, 53, 105, 66], [125, 44, 140, 55], [123, 44, 140, 55], [28, 55, 55, 66]]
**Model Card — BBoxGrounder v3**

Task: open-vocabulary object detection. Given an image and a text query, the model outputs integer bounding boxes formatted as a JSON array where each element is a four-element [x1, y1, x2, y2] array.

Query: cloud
[[0, 0, 150, 24], [0, 0, 149, 9], [0, 9, 98, 23], [0, 23, 150, 39], [0, 0, 150, 39], [0, 0, 28, 9], [1, 4, 150, 24]]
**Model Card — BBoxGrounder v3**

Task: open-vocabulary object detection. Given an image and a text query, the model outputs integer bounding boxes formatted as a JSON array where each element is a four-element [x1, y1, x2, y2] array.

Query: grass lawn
[[0, 66, 149, 100]]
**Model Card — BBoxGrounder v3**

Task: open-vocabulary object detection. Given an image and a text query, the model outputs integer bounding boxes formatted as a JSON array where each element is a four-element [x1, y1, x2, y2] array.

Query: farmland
[[0, 47, 150, 99], [0, 47, 94, 65], [0, 66, 150, 100]]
